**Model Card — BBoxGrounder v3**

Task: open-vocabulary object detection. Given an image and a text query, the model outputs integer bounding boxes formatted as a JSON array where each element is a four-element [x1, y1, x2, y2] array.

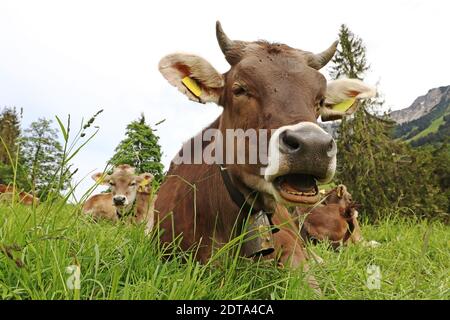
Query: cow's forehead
[[110, 170, 136, 182], [241, 42, 308, 66], [232, 44, 325, 86], [235, 57, 321, 82]]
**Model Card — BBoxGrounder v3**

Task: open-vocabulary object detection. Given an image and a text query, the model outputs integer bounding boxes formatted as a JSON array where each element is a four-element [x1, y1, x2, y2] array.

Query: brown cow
[[295, 185, 362, 250], [322, 184, 362, 245], [153, 22, 375, 272], [83, 165, 155, 224], [0, 184, 40, 205]]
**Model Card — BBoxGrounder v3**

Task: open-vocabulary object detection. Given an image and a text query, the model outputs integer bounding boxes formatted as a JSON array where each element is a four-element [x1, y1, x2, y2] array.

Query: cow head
[[0, 184, 40, 206], [92, 164, 153, 214], [324, 184, 354, 207], [159, 22, 375, 208], [322, 184, 362, 247], [299, 201, 362, 250]]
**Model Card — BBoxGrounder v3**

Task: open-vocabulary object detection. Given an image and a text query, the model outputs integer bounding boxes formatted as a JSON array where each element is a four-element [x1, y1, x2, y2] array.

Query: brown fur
[[83, 192, 155, 223], [156, 32, 332, 271], [0, 184, 40, 205], [83, 165, 155, 224], [155, 25, 364, 276], [295, 185, 362, 249], [270, 204, 308, 267]]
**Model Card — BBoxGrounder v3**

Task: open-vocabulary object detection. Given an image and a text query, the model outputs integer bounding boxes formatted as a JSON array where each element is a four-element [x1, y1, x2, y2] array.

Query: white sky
[[0, 0, 449, 200]]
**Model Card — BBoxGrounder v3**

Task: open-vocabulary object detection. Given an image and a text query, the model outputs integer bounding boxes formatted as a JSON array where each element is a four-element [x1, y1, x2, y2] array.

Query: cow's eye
[[109, 181, 115, 186], [232, 83, 248, 97], [319, 98, 325, 107], [130, 182, 136, 187]]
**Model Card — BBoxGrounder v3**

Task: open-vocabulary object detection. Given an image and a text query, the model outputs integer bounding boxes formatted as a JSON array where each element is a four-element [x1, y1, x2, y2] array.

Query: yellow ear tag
[[138, 180, 149, 191], [139, 180, 147, 187], [182, 76, 202, 97], [331, 98, 356, 112]]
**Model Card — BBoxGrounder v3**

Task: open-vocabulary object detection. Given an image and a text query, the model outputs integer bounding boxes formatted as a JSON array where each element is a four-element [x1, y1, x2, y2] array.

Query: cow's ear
[[336, 185, 345, 198], [320, 78, 376, 122], [91, 173, 109, 185], [138, 173, 154, 192], [159, 53, 224, 104]]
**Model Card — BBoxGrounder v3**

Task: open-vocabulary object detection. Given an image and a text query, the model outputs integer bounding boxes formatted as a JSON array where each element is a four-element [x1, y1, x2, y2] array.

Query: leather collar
[[219, 165, 260, 215], [218, 165, 279, 233]]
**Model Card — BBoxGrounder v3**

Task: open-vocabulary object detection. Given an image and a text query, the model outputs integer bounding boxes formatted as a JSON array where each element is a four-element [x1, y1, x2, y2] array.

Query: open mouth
[[113, 202, 127, 207], [274, 174, 320, 204]]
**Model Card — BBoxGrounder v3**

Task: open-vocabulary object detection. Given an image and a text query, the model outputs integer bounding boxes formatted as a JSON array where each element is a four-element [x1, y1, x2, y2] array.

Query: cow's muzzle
[[113, 195, 127, 206], [278, 125, 336, 177], [264, 122, 337, 205]]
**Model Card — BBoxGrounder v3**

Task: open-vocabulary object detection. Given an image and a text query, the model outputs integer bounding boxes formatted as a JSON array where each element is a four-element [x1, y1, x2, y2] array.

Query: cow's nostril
[[280, 130, 301, 152], [327, 139, 337, 157], [113, 196, 126, 205]]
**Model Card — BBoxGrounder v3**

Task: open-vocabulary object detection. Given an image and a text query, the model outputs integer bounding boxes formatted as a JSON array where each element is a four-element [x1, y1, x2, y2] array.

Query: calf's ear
[[91, 173, 109, 185], [336, 184, 346, 198], [320, 78, 376, 121], [138, 173, 154, 192], [159, 53, 224, 104]]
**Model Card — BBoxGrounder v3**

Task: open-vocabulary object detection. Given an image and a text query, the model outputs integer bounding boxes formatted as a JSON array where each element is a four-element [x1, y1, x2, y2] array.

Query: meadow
[[0, 201, 448, 300]]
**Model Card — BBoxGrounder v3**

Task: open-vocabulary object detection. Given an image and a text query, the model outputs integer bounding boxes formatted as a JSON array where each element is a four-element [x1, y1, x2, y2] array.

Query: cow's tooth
[[301, 190, 318, 196]]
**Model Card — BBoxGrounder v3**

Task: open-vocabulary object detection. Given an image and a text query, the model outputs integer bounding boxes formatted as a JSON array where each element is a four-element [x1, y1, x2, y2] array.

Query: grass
[[1, 113, 448, 300], [0, 201, 448, 300]]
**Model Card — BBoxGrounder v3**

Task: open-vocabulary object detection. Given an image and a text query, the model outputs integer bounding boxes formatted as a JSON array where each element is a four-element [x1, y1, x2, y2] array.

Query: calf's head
[[324, 185, 354, 207], [304, 184, 362, 248], [159, 22, 375, 208], [92, 164, 153, 212]]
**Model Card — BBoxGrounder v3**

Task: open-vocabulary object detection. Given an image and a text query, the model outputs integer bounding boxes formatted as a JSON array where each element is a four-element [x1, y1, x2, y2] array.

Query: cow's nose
[[113, 195, 126, 206], [278, 125, 336, 176], [279, 127, 336, 157]]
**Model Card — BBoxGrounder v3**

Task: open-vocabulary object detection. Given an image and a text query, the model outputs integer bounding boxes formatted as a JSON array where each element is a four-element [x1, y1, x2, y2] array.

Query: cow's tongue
[[278, 174, 317, 195]]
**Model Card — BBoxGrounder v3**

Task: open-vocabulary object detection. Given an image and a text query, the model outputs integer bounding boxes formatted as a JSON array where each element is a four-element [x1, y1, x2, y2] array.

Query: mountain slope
[[392, 85, 450, 147], [390, 86, 450, 124]]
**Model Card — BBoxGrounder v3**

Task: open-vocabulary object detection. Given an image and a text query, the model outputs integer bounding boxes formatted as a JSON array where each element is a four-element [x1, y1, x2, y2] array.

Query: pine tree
[[329, 24, 369, 80], [109, 114, 164, 181], [0, 107, 21, 164], [21, 118, 68, 198], [330, 25, 447, 220], [0, 107, 27, 186], [431, 141, 450, 214]]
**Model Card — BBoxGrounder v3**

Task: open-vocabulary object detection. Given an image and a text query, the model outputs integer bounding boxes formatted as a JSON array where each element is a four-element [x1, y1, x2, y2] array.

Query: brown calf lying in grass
[[83, 165, 156, 225], [0, 184, 40, 206], [295, 185, 362, 250]]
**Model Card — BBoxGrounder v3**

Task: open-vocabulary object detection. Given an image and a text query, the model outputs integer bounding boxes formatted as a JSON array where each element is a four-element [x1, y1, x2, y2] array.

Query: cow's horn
[[307, 40, 339, 70], [216, 21, 246, 65], [216, 21, 234, 54]]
